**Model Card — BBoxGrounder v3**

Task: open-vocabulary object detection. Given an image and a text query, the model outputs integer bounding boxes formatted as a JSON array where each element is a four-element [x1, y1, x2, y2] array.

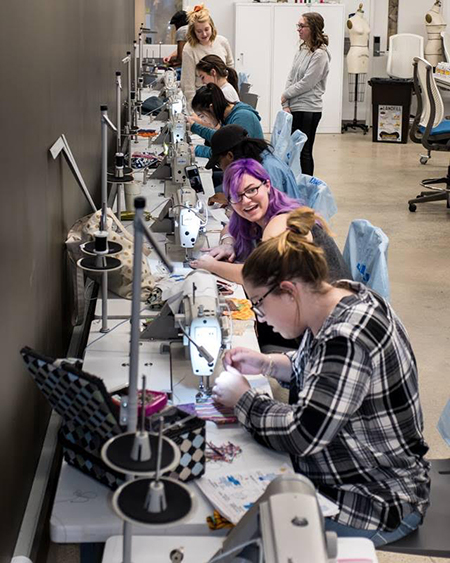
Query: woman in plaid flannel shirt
[[212, 207, 430, 547]]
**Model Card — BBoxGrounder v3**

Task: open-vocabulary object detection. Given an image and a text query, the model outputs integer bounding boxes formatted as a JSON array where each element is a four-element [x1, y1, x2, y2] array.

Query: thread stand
[[342, 74, 369, 134]]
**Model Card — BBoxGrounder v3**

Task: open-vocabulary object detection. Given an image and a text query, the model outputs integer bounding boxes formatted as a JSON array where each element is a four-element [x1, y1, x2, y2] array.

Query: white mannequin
[[425, 0, 446, 67], [347, 3, 370, 75]]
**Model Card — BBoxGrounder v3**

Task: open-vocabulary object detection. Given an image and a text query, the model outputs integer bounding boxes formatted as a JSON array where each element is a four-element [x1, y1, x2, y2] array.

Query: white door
[[272, 4, 345, 134], [235, 4, 273, 133]]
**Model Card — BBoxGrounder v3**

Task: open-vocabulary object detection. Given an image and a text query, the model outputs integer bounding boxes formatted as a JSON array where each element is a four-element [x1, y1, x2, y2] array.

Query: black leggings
[[291, 111, 322, 176]]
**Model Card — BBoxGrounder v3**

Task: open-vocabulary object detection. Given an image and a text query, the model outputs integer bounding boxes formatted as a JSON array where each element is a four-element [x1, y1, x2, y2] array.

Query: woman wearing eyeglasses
[[281, 12, 330, 176], [212, 207, 430, 546], [190, 158, 349, 285]]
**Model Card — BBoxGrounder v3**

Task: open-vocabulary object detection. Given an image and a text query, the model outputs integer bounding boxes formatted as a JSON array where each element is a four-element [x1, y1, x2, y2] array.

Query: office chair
[[343, 219, 390, 301], [408, 57, 450, 211], [377, 459, 450, 557], [441, 31, 450, 63], [387, 34, 424, 79]]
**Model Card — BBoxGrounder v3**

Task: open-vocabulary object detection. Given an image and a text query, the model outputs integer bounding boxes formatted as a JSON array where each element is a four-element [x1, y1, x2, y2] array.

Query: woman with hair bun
[[282, 12, 330, 175], [180, 4, 234, 109], [212, 205, 430, 547], [196, 54, 240, 103]]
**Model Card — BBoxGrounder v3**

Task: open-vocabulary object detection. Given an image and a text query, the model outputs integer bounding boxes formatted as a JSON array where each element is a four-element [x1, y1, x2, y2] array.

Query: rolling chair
[[441, 31, 450, 63], [387, 33, 424, 79], [343, 219, 390, 301], [408, 56, 450, 212]]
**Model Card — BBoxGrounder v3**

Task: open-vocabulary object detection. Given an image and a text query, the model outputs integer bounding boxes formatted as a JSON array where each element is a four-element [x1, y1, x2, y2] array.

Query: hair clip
[[193, 4, 203, 12]]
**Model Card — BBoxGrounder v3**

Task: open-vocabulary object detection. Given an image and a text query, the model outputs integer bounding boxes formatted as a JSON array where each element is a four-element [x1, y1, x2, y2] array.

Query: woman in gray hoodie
[[281, 12, 330, 176]]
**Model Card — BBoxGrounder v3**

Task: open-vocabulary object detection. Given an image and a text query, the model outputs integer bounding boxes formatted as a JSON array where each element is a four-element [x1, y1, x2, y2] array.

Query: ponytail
[[196, 55, 240, 97], [242, 208, 331, 292]]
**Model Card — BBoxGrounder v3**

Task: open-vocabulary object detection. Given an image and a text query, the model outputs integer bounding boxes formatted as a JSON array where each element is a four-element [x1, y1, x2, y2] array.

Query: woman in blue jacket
[[188, 83, 263, 160]]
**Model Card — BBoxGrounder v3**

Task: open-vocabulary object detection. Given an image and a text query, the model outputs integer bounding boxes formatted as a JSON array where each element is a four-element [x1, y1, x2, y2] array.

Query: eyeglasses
[[296, 24, 309, 30], [251, 285, 277, 318], [228, 181, 267, 205]]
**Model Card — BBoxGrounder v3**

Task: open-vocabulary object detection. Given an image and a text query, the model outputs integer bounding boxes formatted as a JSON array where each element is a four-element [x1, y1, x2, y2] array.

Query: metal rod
[[116, 72, 122, 152], [127, 199, 145, 432], [117, 184, 123, 219], [125, 52, 132, 130], [155, 417, 164, 482], [140, 375, 146, 432], [100, 105, 108, 231], [133, 41, 138, 91], [139, 33, 143, 79], [100, 271, 108, 333], [122, 520, 132, 563]]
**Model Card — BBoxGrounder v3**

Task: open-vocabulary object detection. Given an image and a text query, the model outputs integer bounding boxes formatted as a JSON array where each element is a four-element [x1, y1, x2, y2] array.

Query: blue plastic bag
[[285, 130, 307, 183], [296, 174, 338, 222], [343, 219, 390, 301], [271, 111, 293, 162], [437, 399, 450, 447]]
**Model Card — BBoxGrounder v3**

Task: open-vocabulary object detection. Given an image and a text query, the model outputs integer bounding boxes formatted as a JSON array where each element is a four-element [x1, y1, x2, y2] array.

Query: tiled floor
[[49, 132, 450, 562]]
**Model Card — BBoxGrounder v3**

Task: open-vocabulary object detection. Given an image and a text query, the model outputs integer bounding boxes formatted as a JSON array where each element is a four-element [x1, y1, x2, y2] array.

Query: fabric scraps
[[206, 510, 234, 530], [206, 441, 242, 463], [178, 398, 237, 425], [224, 299, 255, 321]]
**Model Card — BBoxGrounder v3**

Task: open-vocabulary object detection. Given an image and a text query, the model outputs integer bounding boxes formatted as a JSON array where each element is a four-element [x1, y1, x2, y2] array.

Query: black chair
[[408, 57, 450, 212], [378, 458, 450, 557]]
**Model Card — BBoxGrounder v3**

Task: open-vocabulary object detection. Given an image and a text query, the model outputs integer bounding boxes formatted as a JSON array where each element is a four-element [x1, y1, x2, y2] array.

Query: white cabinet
[[235, 3, 345, 134]]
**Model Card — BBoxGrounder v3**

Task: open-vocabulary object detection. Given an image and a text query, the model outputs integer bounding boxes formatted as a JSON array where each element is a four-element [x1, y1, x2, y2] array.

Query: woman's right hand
[[163, 56, 170, 63], [203, 244, 235, 262], [223, 347, 271, 376], [283, 107, 292, 114]]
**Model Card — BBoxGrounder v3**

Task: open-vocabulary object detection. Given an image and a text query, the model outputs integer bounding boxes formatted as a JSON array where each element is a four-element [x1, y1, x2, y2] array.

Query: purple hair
[[223, 158, 299, 261]]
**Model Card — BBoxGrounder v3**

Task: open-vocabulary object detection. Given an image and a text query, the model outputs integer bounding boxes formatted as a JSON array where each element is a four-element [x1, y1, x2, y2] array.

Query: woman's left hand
[[212, 371, 251, 408], [189, 253, 218, 272], [281, 94, 287, 104]]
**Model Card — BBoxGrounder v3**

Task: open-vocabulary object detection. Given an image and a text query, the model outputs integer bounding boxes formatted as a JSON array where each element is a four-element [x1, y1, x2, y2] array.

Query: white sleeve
[[180, 47, 197, 110]]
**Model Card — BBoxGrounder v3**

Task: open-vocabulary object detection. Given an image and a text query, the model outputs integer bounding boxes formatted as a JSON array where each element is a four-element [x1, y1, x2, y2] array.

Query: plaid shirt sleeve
[[235, 335, 372, 457]]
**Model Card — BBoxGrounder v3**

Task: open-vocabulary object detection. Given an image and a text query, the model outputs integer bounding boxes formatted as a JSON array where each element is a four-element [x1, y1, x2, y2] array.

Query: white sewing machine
[[141, 270, 231, 400], [211, 474, 338, 563]]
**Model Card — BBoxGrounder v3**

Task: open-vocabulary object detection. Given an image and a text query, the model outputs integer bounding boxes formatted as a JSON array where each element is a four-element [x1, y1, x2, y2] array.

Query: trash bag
[[296, 174, 338, 222], [286, 129, 307, 183], [271, 111, 293, 161], [437, 399, 450, 447], [343, 219, 390, 300]]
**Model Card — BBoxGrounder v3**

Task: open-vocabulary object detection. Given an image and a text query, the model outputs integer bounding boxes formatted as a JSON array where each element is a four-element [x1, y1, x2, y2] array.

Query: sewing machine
[[211, 473, 338, 563], [140, 270, 231, 401]]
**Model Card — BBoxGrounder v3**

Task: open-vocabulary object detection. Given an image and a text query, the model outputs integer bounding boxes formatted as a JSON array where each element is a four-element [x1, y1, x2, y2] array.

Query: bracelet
[[262, 355, 274, 378], [219, 234, 234, 245]]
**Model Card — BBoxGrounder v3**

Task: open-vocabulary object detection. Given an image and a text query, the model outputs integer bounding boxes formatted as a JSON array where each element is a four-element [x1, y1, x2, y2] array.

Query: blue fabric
[[325, 511, 422, 547], [437, 399, 450, 447], [193, 103, 263, 159], [419, 119, 450, 136], [296, 174, 338, 222], [261, 150, 305, 201], [343, 219, 390, 301]]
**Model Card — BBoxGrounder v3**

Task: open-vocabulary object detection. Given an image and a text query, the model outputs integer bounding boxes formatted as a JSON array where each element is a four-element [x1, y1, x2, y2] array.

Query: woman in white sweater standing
[[281, 12, 330, 176], [181, 4, 234, 110]]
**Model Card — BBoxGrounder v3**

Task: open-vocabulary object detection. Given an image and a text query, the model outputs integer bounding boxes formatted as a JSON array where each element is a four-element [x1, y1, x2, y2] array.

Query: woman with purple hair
[[190, 158, 350, 285]]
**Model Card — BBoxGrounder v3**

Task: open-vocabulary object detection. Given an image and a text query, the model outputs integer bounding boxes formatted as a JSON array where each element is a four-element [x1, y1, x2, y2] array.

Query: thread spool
[[115, 152, 124, 178], [94, 230, 108, 254]]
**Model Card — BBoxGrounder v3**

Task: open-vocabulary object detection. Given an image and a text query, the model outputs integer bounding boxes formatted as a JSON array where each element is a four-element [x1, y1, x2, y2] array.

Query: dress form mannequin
[[343, 4, 370, 134], [347, 3, 370, 74], [425, 1, 446, 67]]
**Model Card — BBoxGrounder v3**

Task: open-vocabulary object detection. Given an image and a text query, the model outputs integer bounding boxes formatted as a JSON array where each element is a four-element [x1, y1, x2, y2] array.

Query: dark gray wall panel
[[0, 1, 133, 560]]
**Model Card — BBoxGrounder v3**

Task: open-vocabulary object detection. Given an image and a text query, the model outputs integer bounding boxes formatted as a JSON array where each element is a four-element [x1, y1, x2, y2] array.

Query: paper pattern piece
[[196, 465, 339, 525]]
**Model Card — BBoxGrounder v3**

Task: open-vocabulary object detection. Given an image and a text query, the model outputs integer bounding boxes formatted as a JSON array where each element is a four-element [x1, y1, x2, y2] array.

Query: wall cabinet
[[235, 3, 345, 133]]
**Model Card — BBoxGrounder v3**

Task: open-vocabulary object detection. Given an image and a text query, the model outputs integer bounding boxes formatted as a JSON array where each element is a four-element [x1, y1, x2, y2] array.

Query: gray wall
[[0, 1, 133, 560]]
